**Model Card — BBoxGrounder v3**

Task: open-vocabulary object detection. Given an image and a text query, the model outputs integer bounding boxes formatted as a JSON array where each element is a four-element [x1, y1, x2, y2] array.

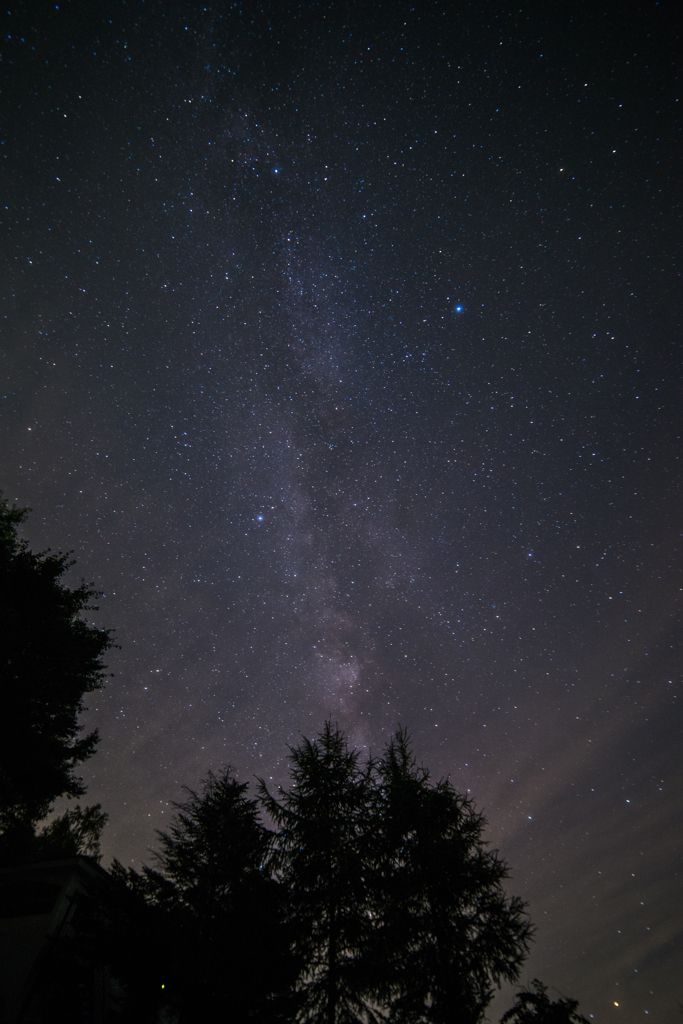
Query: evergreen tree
[[34, 803, 108, 862], [376, 729, 533, 1024], [259, 722, 380, 1024], [0, 495, 113, 862], [500, 980, 590, 1023], [109, 769, 298, 1023]]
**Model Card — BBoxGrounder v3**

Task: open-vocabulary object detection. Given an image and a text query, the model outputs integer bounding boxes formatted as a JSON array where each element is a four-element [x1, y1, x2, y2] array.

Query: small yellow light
[[161, 984, 165, 990], [614, 1002, 618, 1007]]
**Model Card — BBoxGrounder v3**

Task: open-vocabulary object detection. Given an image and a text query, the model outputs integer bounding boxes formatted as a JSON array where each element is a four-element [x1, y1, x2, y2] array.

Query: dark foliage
[[500, 979, 591, 1023], [259, 722, 380, 1024], [34, 803, 108, 862], [256, 724, 533, 1024], [0, 492, 590, 1022], [106, 769, 299, 1023], [0, 496, 113, 837], [38, 725, 585, 1024], [375, 729, 533, 1023]]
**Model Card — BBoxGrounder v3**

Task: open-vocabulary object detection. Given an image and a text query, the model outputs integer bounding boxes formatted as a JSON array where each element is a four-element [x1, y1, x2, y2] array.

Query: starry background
[[1, 1, 681, 1019]]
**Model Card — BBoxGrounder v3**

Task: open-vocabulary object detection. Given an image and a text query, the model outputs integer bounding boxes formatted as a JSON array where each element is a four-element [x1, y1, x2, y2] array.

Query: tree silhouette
[[0, 495, 113, 863], [500, 979, 590, 1023], [102, 723, 584, 1024], [259, 723, 532, 1024], [110, 769, 298, 1022], [34, 803, 108, 862], [259, 722, 380, 1024], [375, 728, 533, 1024], [0, 491, 592, 1022]]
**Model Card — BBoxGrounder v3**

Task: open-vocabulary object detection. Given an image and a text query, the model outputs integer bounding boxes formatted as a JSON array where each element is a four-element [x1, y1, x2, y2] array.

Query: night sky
[[1, 2, 681, 1019]]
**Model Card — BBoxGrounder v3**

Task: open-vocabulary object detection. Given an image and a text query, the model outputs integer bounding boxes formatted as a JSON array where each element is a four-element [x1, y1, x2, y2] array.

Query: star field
[[1, 2, 681, 1020]]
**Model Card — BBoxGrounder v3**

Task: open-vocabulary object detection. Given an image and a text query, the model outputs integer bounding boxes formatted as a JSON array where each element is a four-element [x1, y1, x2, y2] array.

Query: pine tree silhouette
[[375, 728, 533, 1023], [260, 722, 381, 1024]]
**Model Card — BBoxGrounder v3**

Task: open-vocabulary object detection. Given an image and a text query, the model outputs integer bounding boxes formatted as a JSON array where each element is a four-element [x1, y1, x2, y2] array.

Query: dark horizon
[[1, 2, 680, 1020]]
